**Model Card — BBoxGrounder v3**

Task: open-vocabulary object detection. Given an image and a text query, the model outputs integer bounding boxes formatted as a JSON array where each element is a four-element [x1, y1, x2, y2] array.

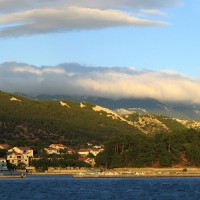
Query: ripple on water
[[1, 176, 200, 200]]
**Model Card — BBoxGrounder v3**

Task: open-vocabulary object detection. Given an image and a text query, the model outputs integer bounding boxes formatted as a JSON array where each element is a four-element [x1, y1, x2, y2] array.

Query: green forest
[[95, 129, 200, 168], [0, 91, 141, 146]]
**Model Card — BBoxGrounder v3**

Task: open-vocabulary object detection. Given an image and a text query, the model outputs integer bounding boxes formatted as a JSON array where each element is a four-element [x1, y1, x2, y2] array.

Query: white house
[[49, 144, 67, 150], [7, 152, 30, 166], [77, 149, 91, 157], [90, 148, 104, 156], [78, 157, 95, 166], [8, 147, 33, 157], [7, 147, 34, 166], [44, 147, 59, 154]]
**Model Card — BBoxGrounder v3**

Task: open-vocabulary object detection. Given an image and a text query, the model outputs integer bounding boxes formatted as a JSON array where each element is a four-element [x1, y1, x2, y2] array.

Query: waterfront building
[[0, 158, 8, 171], [7, 147, 34, 166]]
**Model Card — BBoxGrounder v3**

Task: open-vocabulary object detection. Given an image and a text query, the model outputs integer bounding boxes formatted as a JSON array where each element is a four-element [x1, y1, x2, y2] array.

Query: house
[[0, 144, 9, 150], [44, 147, 59, 154], [8, 147, 34, 158], [0, 158, 8, 171], [7, 152, 30, 166], [90, 148, 103, 156], [67, 147, 76, 154], [49, 144, 67, 150], [77, 149, 91, 157], [7, 146, 34, 166], [78, 157, 95, 166]]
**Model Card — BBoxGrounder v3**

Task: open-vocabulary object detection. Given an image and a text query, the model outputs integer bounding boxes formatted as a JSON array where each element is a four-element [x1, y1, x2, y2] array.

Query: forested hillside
[[0, 91, 142, 146], [96, 129, 200, 168]]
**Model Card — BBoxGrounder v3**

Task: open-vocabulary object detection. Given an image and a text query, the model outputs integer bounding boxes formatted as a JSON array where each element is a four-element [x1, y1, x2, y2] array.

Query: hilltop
[[35, 95, 200, 120]]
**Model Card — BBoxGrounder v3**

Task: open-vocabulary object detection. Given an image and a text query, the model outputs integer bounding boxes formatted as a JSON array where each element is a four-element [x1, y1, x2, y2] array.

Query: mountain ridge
[[34, 95, 200, 120]]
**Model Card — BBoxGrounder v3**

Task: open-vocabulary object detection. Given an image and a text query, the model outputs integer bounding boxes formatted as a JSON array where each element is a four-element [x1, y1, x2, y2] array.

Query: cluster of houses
[[0, 143, 104, 169], [44, 143, 104, 166]]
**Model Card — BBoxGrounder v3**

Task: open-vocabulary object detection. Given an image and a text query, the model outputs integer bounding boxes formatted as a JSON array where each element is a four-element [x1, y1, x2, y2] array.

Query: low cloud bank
[[0, 62, 199, 103]]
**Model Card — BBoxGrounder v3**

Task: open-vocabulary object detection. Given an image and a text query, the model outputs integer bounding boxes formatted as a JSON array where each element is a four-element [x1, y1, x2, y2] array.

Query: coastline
[[30, 167, 200, 178]]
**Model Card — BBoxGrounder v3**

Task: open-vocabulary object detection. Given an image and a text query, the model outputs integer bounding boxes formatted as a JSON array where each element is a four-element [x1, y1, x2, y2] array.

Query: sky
[[0, 0, 200, 102]]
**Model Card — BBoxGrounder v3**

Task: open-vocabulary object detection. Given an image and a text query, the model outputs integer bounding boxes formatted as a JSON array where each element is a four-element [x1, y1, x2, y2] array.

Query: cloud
[[0, 0, 181, 37], [13, 66, 66, 76], [1, 62, 200, 104], [0, 7, 168, 37], [140, 9, 166, 16], [0, 0, 181, 13]]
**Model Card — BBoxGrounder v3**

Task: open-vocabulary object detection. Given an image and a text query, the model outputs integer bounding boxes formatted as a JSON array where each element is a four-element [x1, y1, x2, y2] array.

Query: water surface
[[0, 175, 200, 200]]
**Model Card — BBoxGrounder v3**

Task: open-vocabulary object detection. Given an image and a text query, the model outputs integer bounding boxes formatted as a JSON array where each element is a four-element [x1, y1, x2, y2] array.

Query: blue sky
[[1, 0, 200, 102], [0, 0, 199, 77]]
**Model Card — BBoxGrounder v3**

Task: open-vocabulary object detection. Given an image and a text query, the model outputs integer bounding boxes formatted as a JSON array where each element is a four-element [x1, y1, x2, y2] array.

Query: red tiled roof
[[91, 148, 100, 151], [68, 148, 76, 152], [50, 144, 66, 147], [0, 144, 9, 149], [18, 147, 33, 150], [78, 157, 87, 161], [45, 147, 57, 151], [0, 158, 6, 160]]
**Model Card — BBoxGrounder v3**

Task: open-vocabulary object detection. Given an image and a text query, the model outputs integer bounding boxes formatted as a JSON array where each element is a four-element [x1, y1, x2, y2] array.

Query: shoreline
[[29, 167, 200, 178]]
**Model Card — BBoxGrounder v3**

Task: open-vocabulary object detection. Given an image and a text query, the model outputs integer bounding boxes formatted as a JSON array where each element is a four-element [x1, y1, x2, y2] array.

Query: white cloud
[[0, 0, 181, 37], [13, 66, 65, 76], [0, 7, 168, 37], [1, 62, 200, 104], [140, 9, 166, 16]]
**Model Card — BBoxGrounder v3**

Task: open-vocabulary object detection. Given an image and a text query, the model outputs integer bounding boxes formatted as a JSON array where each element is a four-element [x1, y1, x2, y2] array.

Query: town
[[0, 143, 104, 173]]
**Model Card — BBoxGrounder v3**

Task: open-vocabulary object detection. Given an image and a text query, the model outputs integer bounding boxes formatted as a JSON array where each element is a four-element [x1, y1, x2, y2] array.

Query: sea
[[0, 175, 200, 200]]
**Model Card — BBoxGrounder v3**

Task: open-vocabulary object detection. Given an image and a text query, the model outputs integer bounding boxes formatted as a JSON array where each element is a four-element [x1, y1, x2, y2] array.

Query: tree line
[[95, 129, 200, 168]]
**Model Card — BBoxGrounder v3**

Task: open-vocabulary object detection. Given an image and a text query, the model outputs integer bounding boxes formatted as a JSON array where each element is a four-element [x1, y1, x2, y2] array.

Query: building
[[90, 148, 103, 156], [7, 152, 30, 166], [0, 144, 9, 150], [67, 147, 76, 154], [7, 147, 34, 166], [49, 144, 67, 150], [77, 149, 91, 157], [0, 158, 8, 171], [44, 147, 59, 154], [46, 144, 75, 154], [78, 157, 95, 166], [8, 147, 33, 157]]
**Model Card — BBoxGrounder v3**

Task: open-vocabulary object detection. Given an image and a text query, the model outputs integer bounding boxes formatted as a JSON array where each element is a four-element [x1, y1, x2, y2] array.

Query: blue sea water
[[0, 175, 200, 200]]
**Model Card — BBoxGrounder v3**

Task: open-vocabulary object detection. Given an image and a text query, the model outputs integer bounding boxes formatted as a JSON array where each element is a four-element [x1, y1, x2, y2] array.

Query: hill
[[0, 91, 142, 146], [1, 91, 200, 147], [124, 113, 188, 134], [3, 91, 200, 168], [35, 95, 200, 120]]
